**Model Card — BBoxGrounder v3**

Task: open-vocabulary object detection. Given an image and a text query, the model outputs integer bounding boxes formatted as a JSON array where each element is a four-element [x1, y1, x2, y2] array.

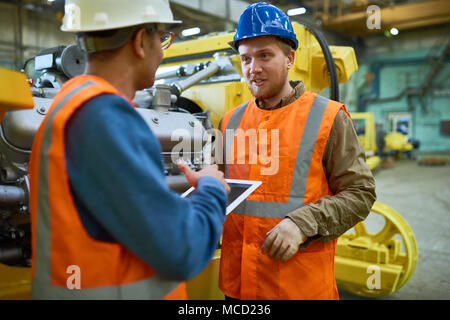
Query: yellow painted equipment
[[384, 132, 413, 154], [335, 202, 418, 298], [0, 68, 34, 300], [349, 112, 381, 171], [351, 112, 377, 152], [186, 249, 224, 300], [0, 264, 31, 300], [0, 67, 34, 122], [365, 156, 381, 172]]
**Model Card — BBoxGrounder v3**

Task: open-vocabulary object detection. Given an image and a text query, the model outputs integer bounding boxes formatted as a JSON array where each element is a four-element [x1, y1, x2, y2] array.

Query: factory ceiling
[[302, 0, 450, 37], [0, 0, 449, 40]]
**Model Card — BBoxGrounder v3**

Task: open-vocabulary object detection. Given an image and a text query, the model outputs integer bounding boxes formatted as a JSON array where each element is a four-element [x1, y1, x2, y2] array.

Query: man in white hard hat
[[29, 0, 229, 299]]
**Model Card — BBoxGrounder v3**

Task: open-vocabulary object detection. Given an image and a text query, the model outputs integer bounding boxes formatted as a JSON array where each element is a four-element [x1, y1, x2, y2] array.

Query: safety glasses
[[143, 24, 174, 50], [160, 31, 174, 50]]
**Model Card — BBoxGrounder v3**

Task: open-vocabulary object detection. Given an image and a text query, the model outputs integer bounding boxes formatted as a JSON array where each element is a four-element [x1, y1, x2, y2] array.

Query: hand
[[261, 218, 307, 262], [177, 161, 230, 193]]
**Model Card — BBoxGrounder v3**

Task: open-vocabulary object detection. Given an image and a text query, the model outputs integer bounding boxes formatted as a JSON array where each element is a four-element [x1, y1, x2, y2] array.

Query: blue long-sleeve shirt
[[64, 93, 227, 281]]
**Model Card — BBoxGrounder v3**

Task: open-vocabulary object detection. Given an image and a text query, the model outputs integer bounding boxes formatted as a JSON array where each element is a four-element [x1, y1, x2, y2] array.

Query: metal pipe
[[171, 61, 220, 96], [31, 87, 60, 98], [152, 84, 172, 112], [0, 185, 25, 206], [156, 69, 179, 80], [363, 41, 450, 106]]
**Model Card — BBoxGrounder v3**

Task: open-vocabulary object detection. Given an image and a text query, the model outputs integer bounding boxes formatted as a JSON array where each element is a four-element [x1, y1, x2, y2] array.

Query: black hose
[[298, 22, 340, 102]]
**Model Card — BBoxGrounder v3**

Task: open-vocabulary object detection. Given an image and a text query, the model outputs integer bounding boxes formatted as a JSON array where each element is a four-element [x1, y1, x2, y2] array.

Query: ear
[[131, 28, 147, 59], [286, 49, 295, 69]]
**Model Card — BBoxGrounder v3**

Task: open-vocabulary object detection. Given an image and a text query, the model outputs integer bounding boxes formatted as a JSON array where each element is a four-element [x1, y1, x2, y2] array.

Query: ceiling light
[[390, 27, 399, 36], [182, 27, 201, 37], [287, 7, 306, 16]]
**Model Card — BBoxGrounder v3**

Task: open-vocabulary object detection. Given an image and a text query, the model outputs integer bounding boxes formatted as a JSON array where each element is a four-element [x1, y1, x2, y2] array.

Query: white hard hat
[[61, 0, 181, 32]]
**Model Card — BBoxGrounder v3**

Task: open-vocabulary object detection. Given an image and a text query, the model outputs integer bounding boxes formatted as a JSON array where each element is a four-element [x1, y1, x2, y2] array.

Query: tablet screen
[[181, 179, 262, 215]]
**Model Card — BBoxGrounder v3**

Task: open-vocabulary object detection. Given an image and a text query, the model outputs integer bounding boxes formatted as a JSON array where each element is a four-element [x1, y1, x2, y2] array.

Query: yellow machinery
[[0, 67, 34, 300], [0, 264, 31, 299], [350, 112, 381, 171], [350, 111, 413, 161], [335, 203, 418, 298], [384, 132, 414, 155], [186, 249, 222, 299], [0, 22, 417, 300], [0, 67, 34, 122]]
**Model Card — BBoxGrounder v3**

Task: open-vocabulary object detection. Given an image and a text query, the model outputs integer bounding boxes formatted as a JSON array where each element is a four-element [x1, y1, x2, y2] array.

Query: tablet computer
[[181, 179, 262, 215]]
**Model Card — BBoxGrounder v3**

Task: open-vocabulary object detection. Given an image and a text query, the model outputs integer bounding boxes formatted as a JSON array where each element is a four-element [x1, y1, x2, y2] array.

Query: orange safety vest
[[219, 92, 348, 300], [29, 75, 186, 299]]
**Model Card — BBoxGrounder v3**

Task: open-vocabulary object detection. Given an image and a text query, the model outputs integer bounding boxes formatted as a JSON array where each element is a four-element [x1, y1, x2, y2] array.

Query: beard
[[246, 72, 288, 102]]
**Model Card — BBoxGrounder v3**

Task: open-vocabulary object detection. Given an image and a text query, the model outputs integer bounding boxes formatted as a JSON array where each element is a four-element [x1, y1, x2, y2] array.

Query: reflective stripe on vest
[[223, 101, 248, 179], [224, 94, 329, 218], [32, 79, 181, 299]]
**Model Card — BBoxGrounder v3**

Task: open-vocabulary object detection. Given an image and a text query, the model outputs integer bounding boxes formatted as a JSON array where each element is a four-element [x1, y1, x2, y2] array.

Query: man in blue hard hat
[[219, 2, 376, 300]]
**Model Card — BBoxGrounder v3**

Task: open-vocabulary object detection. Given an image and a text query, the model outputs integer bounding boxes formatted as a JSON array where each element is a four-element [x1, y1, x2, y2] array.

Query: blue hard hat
[[230, 2, 299, 51]]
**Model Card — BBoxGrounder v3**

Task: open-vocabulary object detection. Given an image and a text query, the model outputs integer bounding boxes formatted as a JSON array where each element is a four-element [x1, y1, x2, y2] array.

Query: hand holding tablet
[[181, 179, 262, 215], [177, 161, 230, 193]]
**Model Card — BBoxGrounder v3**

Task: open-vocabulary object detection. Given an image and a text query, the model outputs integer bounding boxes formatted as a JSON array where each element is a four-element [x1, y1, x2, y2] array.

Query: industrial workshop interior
[[0, 0, 449, 303]]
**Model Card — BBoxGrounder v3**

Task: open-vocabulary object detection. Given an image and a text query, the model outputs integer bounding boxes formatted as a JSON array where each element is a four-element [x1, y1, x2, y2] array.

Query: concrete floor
[[338, 156, 450, 300]]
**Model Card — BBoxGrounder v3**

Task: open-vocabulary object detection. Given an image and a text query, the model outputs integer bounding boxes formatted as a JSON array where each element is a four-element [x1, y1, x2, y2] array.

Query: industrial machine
[[0, 22, 417, 300], [384, 132, 414, 156], [351, 112, 381, 171], [335, 202, 418, 298], [351, 111, 414, 164]]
